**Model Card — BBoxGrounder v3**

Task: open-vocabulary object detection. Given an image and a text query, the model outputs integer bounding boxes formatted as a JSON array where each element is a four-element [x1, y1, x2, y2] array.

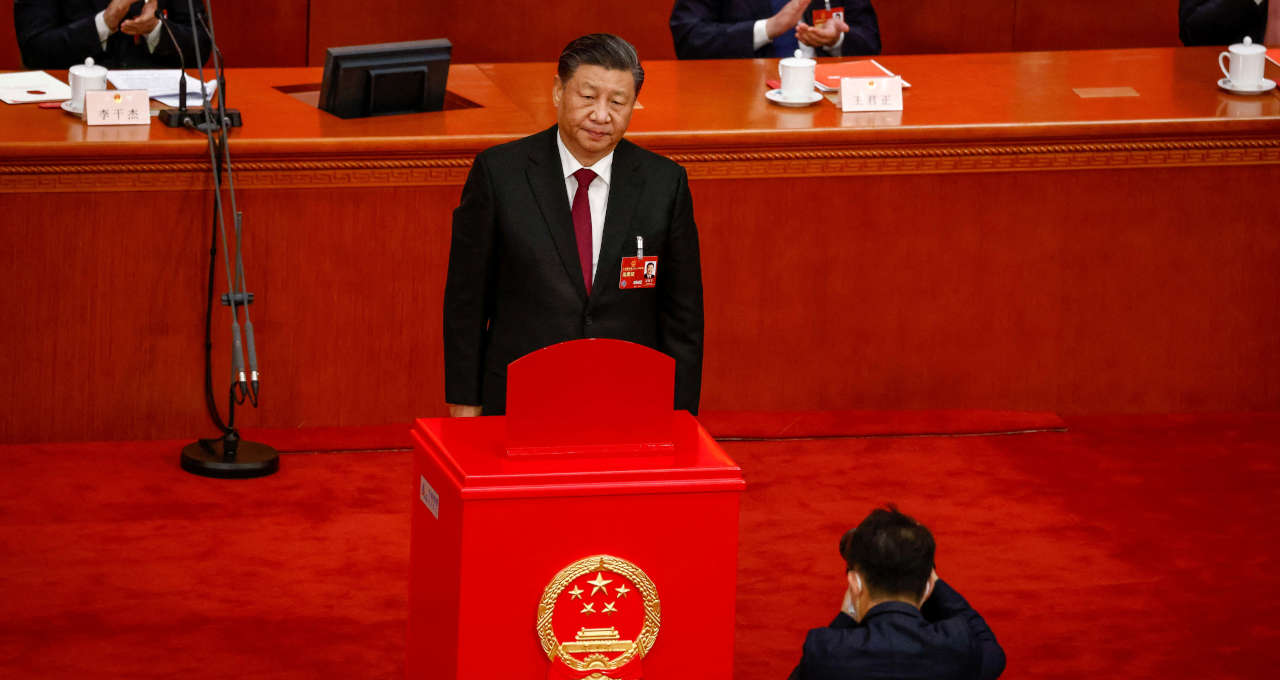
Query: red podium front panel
[[407, 340, 745, 680]]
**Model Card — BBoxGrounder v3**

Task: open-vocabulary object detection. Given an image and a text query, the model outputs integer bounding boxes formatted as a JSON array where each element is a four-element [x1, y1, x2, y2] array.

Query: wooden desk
[[3, 48, 1278, 443]]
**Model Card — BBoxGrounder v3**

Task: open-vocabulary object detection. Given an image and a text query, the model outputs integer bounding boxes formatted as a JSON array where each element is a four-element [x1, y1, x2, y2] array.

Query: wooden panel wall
[[1, 1, 1191, 71], [877, 0, 1016, 54], [212, 0, 310, 68], [305, 1, 677, 65], [1, 2, 19, 69], [1013, 0, 1180, 52], [4, 161, 1279, 443]]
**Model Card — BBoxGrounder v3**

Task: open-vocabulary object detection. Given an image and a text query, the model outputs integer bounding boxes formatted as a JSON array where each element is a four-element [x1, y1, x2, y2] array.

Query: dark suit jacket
[[1179, 0, 1269, 46], [15, 0, 211, 70], [789, 579, 1006, 680], [443, 126, 704, 415], [670, 0, 880, 59]]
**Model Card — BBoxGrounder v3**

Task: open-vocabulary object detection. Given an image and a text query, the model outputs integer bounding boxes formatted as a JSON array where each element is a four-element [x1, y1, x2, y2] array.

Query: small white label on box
[[840, 76, 903, 112], [85, 89, 150, 126], [419, 475, 440, 519]]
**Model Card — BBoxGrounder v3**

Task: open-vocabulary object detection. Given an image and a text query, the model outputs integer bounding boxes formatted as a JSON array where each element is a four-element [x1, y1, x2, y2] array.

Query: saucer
[[766, 88, 823, 107], [59, 99, 83, 116], [1217, 77, 1276, 95]]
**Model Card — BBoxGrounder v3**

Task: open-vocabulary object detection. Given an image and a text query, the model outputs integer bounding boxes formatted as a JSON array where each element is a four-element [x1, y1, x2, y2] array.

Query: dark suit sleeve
[[14, 0, 105, 70], [1179, 0, 1268, 46], [921, 579, 1007, 680], [443, 154, 498, 406], [659, 168, 704, 414], [836, 0, 882, 56], [670, 0, 760, 59]]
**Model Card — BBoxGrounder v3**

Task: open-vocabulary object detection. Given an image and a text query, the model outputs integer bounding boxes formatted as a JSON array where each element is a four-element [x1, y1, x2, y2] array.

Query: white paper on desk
[[0, 71, 72, 104], [107, 70, 217, 106]]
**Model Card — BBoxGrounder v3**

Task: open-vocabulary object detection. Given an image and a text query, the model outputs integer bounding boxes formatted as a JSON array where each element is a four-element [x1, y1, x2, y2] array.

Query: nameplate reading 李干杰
[[840, 76, 903, 112], [85, 89, 149, 126]]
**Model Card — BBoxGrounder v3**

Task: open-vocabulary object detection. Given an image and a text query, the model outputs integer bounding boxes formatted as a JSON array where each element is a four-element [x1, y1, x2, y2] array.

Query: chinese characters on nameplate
[[840, 76, 903, 112], [84, 89, 150, 126]]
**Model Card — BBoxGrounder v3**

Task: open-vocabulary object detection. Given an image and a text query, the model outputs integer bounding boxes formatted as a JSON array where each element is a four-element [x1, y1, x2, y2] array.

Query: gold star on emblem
[[602, 601, 618, 614], [581, 602, 596, 614], [587, 572, 613, 596], [568, 586, 584, 600], [615, 584, 631, 598]]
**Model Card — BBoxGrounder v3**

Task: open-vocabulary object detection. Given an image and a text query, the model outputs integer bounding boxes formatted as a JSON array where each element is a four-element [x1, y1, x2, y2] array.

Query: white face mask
[[843, 573, 862, 620]]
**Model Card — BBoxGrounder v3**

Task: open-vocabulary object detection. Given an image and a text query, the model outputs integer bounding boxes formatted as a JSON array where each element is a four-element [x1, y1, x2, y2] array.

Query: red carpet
[[3, 413, 1279, 679]]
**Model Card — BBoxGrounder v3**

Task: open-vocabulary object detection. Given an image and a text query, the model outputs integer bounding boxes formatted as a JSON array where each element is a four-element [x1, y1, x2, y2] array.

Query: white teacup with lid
[[778, 49, 817, 101], [1219, 36, 1267, 89], [68, 57, 108, 114]]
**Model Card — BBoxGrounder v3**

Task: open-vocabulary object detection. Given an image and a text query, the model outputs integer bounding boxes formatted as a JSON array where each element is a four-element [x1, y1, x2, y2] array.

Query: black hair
[[557, 33, 645, 96], [839, 505, 936, 601]]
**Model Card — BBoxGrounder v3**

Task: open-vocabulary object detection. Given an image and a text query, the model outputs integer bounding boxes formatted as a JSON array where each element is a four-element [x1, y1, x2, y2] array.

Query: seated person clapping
[[16, 0, 210, 70], [670, 0, 881, 60]]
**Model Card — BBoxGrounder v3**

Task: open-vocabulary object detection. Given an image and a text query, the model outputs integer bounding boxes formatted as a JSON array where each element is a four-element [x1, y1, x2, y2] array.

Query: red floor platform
[[2, 412, 1278, 679]]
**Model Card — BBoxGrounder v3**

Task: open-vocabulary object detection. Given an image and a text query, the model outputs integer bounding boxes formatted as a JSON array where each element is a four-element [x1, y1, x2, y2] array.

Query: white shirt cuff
[[753, 19, 770, 51], [95, 10, 111, 47], [146, 22, 163, 52], [823, 32, 846, 54]]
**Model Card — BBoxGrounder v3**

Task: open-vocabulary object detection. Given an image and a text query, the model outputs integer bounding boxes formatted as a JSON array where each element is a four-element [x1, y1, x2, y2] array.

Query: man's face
[[553, 64, 637, 165]]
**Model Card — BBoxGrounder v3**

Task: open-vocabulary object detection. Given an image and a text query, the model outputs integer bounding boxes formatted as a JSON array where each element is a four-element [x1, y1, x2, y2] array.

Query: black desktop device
[[318, 39, 452, 119]]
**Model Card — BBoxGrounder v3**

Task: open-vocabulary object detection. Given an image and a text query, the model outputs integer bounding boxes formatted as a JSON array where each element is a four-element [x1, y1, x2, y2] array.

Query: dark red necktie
[[571, 168, 598, 295]]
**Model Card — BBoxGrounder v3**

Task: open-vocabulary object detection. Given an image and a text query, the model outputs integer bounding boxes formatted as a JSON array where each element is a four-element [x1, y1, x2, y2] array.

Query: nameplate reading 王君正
[[840, 76, 903, 112]]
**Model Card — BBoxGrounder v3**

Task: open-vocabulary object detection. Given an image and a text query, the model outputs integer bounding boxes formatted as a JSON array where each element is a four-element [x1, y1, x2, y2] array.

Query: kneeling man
[[790, 506, 1006, 680]]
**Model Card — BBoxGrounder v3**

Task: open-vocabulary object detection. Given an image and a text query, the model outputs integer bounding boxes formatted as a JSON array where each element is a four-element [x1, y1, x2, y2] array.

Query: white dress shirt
[[752, 19, 845, 56], [555, 131, 614, 284], [95, 10, 164, 53]]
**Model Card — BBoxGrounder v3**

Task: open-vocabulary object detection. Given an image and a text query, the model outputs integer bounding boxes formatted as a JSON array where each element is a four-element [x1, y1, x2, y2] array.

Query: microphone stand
[[178, 0, 276, 478], [155, 11, 189, 128]]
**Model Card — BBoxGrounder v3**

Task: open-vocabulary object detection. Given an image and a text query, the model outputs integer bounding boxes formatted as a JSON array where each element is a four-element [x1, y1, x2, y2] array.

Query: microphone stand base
[[159, 108, 244, 129], [181, 437, 278, 478]]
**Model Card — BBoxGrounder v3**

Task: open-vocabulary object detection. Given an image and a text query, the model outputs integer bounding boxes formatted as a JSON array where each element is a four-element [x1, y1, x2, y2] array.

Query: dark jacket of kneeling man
[[788, 578, 1006, 680]]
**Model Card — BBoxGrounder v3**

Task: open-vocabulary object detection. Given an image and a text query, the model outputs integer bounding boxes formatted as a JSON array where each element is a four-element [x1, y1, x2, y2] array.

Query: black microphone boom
[[158, 6, 243, 129], [156, 10, 190, 128]]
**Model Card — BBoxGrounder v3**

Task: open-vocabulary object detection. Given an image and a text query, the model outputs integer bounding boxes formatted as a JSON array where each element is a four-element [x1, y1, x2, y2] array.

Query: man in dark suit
[[670, 0, 880, 60], [790, 506, 1006, 680], [444, 33, 704, 417], [1180, 0, 1279, 46], [15, 0, 210, 70]]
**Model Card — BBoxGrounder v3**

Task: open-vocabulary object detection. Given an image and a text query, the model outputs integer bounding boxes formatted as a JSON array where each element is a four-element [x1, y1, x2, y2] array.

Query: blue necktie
[[770, 0, 801, 57]]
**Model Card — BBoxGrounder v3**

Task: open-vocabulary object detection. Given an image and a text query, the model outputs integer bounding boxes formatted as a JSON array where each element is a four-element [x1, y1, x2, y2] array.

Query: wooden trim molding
[[3, 136, 1278, 192]]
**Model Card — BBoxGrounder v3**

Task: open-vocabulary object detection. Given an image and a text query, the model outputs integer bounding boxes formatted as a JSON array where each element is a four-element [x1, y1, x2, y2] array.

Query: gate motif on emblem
[[536, 555, 661, 680]]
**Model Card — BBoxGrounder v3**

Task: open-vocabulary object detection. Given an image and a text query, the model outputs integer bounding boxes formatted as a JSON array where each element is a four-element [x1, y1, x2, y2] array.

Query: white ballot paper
[[106, 70, 217, 107], [0, 71, 72, 104]]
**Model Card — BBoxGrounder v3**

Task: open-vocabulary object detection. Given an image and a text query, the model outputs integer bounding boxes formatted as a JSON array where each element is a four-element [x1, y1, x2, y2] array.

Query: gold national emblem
[[536, 554, 661, 680]]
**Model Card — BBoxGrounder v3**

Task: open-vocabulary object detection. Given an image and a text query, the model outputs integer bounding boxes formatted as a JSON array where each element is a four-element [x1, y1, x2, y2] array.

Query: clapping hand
[[765, 0, 809, 40], [120, 0, 161, 37], [797, 16, 850, 48]]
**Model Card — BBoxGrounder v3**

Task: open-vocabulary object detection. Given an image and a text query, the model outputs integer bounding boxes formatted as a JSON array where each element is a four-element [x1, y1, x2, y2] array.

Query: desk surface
[[2, 47, 1278, 164]]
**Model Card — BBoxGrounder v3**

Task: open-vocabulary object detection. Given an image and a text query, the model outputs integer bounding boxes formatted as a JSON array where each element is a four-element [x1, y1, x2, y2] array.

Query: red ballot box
[[408, 339, 745, 680]]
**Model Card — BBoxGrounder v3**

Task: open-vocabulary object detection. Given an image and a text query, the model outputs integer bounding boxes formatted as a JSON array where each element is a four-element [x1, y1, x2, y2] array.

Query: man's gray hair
[[557, 33, 645, 96]]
